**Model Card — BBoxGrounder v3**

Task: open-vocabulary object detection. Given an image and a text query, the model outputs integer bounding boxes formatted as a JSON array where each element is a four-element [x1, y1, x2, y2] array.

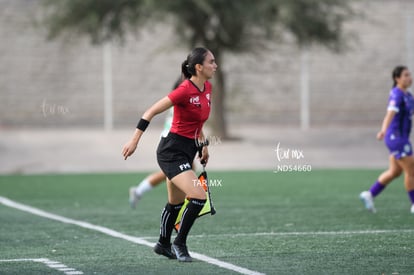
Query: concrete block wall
[[0, 0, 413, 129]]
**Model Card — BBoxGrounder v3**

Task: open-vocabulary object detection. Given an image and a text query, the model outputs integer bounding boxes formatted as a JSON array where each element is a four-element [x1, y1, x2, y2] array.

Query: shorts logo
[[179, 162, 191, 171]]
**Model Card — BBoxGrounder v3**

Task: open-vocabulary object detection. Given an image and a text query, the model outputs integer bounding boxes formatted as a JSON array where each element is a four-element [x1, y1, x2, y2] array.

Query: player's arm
[[122, 96, 173, 160], [377, 110, 396, 140], [199, 129, 209, 165]]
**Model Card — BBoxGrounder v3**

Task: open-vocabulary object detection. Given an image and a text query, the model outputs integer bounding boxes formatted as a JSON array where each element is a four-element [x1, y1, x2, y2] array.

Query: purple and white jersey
[[386, 87, 414, 138]]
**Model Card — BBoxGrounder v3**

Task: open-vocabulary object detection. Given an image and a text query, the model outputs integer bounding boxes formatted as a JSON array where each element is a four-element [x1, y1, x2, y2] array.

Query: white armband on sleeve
[[387, 106, 399, 112]]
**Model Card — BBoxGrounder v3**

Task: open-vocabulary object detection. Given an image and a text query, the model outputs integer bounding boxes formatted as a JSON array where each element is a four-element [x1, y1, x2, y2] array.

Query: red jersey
[[168, 79, 212, 139]]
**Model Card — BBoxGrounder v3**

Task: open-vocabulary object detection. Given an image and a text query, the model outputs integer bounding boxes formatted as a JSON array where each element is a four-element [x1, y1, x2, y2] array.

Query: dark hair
[[181, 47, 209, 79], [392, 65, 408, 87], [172, 74, 185, 90]]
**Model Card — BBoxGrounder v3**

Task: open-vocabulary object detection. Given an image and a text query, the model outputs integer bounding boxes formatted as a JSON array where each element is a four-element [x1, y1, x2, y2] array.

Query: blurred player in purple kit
[[360, 66, 414, 213]]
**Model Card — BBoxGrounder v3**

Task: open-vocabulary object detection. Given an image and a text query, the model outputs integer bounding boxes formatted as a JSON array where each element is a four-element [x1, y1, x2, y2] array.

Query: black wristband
[[137, 118, 150, 131]]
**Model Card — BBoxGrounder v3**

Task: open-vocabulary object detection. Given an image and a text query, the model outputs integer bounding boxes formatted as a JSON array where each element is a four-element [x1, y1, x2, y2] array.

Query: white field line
[[139, 229, 414, 239], [0, 258, 83, 274], [0, 196, 265, 275]]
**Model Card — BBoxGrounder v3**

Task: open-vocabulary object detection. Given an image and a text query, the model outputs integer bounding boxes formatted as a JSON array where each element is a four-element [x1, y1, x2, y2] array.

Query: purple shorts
[[385, 135, 412, 159]]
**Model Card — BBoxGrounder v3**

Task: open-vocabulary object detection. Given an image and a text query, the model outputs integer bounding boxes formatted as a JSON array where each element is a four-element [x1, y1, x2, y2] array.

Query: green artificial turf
[[1, 170, 413, 274]]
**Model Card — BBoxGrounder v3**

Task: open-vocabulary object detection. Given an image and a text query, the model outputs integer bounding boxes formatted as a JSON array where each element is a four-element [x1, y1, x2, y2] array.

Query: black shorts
[[157, 132, 198, 180]]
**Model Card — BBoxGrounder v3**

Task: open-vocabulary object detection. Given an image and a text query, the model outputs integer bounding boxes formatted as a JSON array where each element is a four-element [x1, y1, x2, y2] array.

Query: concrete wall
[[1, 0, 413, 129]]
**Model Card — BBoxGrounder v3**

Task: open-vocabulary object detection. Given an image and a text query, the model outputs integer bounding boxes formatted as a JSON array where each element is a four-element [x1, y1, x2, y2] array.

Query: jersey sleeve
[[168, 84, 187, 105], [387, 90, 403, 112]]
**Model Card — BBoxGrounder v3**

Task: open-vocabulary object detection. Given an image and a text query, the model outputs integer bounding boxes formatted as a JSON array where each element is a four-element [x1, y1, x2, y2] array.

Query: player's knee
[[390, 169, 402, 178]]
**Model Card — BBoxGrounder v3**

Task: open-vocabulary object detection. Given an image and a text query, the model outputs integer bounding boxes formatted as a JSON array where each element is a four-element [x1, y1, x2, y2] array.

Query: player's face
[[397, 69, 412, 89], [200, 51, 218, 79]]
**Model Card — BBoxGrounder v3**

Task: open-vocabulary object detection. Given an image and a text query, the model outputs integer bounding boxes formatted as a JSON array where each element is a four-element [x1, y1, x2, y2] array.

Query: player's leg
[[374, 155, 402, 192], [396, 156, 414, 213], [360, 155, 402, 212], [169, 170, 206, 262], [129, 171, 166, 208], [148, 170, 167, 187], [154, 178, 186, 259]]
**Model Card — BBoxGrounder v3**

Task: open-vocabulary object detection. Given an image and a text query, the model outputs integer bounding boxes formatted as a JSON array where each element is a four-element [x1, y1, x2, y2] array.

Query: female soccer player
[[360, 66, 414, 213], [123, 47, 217, 262]]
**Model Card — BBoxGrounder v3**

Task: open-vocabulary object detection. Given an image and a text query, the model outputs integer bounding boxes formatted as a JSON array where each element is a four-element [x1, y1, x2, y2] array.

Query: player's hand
[[200, 146, 209, 165], [122, 140, 138, 160], [376, 130, 385, 140]]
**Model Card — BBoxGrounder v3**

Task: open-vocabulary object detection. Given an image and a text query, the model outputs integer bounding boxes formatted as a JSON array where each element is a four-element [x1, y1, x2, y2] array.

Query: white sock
[[135, 178, 153, 197]]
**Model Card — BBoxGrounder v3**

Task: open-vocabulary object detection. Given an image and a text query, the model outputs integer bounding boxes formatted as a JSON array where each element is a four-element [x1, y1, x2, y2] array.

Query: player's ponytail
[[181, 60, 192, 79], [181, 47, 209, 79], [392, 65, 408, 87]]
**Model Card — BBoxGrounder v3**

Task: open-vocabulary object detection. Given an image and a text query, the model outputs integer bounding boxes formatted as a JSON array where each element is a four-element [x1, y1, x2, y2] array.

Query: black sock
[[174, 198, 206, 245], [158, 202, 184, 245]]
